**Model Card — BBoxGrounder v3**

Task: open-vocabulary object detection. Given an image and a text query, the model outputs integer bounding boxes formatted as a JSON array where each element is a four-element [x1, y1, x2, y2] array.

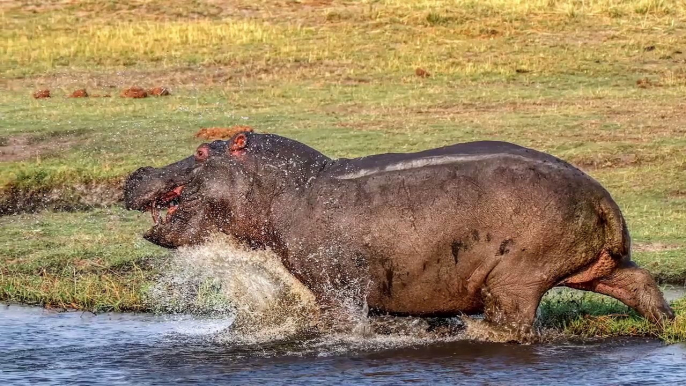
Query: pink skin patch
[[195, 145, 210, 162], [229, 134, 248, 156], [149, 185, 185, 224]]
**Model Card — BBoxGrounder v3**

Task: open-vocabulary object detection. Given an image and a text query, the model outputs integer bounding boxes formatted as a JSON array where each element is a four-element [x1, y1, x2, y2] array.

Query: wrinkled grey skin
[[124, 133, 674, 333]]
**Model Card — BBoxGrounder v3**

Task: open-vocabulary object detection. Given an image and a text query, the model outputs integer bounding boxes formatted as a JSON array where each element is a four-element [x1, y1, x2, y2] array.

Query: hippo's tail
[[561, 195, 628, 286], [598, 195, 631, 263]]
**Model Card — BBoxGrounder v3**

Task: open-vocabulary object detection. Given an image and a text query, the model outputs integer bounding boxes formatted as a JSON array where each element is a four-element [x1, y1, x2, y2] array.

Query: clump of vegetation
[[539, 289, 686, 343]]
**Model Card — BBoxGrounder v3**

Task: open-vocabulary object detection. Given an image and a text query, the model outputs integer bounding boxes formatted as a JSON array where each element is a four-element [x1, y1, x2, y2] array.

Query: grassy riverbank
[[1, 0, 685, 341]]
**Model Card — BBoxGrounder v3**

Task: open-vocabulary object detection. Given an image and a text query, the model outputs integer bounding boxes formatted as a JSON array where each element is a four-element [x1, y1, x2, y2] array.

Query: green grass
[[540, 290, 686, 343], [0, 0, 685, 341], [0, 208, 165, 311]]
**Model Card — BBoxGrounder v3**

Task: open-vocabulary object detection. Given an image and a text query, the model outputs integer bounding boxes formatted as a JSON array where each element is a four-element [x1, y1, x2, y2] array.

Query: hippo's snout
[[123, 155, 198, 214], [124, 166, 157, 211]]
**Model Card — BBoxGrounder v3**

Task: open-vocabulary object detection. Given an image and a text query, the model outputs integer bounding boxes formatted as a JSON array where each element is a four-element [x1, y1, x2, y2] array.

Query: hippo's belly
[[363, 227, 506, 316]]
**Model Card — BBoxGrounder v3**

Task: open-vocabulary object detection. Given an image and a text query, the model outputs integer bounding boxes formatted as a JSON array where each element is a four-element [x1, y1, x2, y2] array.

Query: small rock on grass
[[148, 86, 171, 96], [69, 89, 89, 98], [33, 89, 50, 99], [120, 86, 148, 98], [415, 68, 431, 78]]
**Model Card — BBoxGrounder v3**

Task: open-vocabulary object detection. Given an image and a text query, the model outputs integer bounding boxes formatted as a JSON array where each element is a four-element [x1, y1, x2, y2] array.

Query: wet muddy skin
[[1, 305, 685, 385]]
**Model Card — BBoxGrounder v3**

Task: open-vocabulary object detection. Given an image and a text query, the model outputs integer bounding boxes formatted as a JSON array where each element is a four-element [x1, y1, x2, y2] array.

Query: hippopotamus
[[124, 132, 674, 332]]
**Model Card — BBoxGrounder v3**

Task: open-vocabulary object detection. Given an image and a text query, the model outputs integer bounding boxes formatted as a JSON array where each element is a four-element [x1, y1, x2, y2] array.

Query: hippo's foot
[[477, 264, 552, 341], [462, 317, 537, 343], [565, 260, 675, 324]]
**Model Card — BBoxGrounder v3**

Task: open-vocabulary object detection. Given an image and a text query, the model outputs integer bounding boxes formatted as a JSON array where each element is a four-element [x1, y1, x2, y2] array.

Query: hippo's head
[[123, 139, 233, 247], [124, 132, 331, 248]]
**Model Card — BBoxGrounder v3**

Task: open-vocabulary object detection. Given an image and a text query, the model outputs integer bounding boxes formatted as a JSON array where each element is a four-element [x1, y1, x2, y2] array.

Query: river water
[[1, 304, 685, 385]]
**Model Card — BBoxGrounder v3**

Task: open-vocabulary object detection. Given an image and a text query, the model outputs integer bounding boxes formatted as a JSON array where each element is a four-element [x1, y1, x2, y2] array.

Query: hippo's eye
[[195, 146, 209, 162]]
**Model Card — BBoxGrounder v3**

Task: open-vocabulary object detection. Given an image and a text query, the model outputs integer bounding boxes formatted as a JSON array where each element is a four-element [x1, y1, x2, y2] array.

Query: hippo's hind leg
[[565, 258, 674, 323], [480, 264, 551, 335]]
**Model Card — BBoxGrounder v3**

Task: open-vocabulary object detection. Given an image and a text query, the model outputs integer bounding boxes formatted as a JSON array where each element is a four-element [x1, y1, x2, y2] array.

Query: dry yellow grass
[[382, 0, 685, 16], [2, 0, 686, 79]]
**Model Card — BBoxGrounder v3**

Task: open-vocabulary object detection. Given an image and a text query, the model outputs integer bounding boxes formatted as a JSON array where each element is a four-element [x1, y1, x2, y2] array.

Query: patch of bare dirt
[[412, 100, 563, 116], [1, 0, 72, 12], [3, 0, 364, 24], [195, 126, 254, 140], [340, 76, 371, 85], [120, 86, 148, 98], [0, 135, 80, 162], [530, 29, 623, 47], [0, 180, 123, 216], [32, 89, 50, 99], [569, 153, 660, 170], [4, 58, 361, 92], [633, 243, 682, 253], [286, 0, 333, 8], [636, 78, 661, 88]]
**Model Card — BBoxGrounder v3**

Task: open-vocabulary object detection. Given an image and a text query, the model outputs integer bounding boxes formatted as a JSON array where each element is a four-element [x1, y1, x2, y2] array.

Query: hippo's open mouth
[[124, 155, 221, 248], [147, 185, 185, 225], [123, 155, 200, 220]]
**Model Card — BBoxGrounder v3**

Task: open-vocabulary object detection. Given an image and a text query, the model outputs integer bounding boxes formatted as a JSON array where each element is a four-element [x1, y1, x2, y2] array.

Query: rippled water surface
[[1, 305, 685, 385]]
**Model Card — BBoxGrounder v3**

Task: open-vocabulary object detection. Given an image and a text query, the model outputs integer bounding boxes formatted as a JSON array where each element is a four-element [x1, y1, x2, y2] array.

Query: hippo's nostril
[[124, 166, 158, 210]]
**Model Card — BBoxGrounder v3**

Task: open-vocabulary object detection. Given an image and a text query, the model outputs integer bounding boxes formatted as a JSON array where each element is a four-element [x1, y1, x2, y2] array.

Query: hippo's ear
[[229, 133, 248, 154]]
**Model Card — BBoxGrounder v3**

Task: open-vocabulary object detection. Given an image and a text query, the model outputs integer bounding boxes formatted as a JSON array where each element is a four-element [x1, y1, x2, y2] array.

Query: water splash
[[146, 236, 551, 350], [146, 236, 319, 344]]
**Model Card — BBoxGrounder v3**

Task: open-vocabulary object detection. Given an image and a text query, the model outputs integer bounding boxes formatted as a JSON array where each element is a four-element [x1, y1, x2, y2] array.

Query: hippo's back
[[326, 141, 574, 180]]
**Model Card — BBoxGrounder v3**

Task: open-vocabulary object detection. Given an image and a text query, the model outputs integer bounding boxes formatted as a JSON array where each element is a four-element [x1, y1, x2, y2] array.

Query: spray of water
[[146, 236, 319, 344], [147, 236, 554, 351]]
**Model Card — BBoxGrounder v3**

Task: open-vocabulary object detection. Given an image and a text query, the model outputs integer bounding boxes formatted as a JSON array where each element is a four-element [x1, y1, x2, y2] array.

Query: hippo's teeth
[[165, 205, 179, 222], [151, 206, 160, 225]]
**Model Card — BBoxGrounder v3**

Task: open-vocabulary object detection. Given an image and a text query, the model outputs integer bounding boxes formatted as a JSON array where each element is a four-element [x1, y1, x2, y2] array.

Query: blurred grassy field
[[1, 0, 685, 340]]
